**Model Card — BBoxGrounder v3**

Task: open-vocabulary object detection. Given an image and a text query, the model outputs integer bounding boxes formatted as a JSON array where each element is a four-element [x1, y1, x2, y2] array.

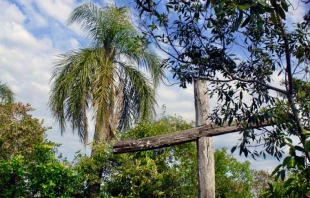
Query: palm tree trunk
[[88, 115, 114, 197], [88, 121, 106, 197], [88, 82, 124, 197], [92, 121, 108, 153]]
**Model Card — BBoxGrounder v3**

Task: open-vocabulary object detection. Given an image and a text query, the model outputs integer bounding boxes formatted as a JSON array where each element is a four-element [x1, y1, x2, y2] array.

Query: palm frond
[[68, 3, 133, 49], [49, 48, 103, 144], [117, 63, 157, 131], [67, 3, 102, 43], [92, 57, 116, 142], [0, 81, 15, 103], [116, 36, 165, 88]]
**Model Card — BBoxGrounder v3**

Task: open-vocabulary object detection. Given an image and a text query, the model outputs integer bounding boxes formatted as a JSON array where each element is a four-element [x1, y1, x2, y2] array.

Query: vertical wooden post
[[194, 79, 215, 198]]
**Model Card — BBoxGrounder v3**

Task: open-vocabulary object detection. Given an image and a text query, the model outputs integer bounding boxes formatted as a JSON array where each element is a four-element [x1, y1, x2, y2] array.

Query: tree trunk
[[88, 120, 114, 197], [194, 79, 215, 198], [88, 82, 123, 197], [88, 120, 107, 197]]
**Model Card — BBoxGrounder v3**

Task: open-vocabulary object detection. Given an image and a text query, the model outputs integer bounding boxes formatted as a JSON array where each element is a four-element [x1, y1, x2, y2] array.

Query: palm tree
[[49, 3, 163, 149], [0, 81, 14, 103]]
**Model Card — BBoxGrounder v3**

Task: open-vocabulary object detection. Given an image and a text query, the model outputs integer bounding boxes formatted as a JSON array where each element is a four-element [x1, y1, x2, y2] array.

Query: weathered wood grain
[[194, 80, 215, 198], [113, 121, 271, 153]]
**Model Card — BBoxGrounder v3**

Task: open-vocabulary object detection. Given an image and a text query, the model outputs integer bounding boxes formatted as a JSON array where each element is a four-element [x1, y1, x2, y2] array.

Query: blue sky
[[1, 0, 308, 171]]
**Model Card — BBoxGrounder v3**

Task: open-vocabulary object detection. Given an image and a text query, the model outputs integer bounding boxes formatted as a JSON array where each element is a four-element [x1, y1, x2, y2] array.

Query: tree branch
[[221, 67, 287, 95], [278, 14, 310, 162]]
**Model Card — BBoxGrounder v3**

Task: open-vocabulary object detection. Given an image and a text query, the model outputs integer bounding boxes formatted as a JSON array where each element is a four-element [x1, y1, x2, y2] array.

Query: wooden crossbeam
[[113, 121, 271, 153]]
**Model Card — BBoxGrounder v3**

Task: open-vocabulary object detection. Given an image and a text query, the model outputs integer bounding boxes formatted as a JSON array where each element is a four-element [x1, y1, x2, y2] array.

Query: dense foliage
[[261, 170, 310, 197], [215, 148, 252, 198], [0, 103, 45, 159], [0, 144, 81, 197], [74, 115, 256, 197], [0, 103, 81, 197], [0, 103, 293, 197]]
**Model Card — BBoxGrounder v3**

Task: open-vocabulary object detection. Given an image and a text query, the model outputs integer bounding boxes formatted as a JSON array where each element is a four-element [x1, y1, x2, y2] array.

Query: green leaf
[[284, 177, 294, 188], [228, 116, 233, 125], [294, 146, 304, 152], [231, 146, 237, 153], [241, 16, 251, 28], [238, 4, 252, 10], [194, 12, 199, 20], [166, 4, 173, 11], [280, 142, 286, 148], [294, 156, 305, 166], [206, 0, 211, 9], [287, 157, 295, 168], [305, 140, 310, 152], [268, 183, 273, 191], [280, 169, 285, 181], [302, 130, 310, 136], [233, 12, 243, 31], [271, 164, 282, 176], [257, 19, 263, 31], [289, 147, 296, 156], [276, 5, 286, 20], [281, 0, 289, 12], [244, 148, 248, 157], [282, 156, 291, 166], [270, 0, 277, 7], [270, 11, 277, 26], [258, 0, 272, 8], [285, 137, 293, 144]]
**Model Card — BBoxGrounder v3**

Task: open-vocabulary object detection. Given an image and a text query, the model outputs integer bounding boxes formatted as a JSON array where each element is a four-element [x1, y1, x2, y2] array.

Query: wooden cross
[[113, 80, 271, 198]]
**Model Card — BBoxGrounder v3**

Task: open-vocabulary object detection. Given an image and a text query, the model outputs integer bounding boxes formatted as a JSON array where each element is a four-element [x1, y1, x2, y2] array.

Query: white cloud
[[287, 0, 307, 24], [30, 81, 50, 94], [0, 22, 54, 54], [69, 38, 80, 48], [102, 0, 116, 5], [15, 0, 86, 38], [34, 0, 75, 24], [15, 0, 48, 28], [0, 0, 25, 24], [155, 83, 195, 121]]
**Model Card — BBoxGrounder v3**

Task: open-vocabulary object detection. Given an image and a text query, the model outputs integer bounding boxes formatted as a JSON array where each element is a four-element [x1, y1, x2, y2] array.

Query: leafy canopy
[[0, 103, 45, 159], [0, 102, 82, 197], [74, 115, 255, 198], [132, 0, 310, 193]]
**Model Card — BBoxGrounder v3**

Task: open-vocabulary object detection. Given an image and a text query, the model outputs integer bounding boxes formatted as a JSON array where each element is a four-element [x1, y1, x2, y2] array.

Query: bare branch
[[221, 67, 287, 95]]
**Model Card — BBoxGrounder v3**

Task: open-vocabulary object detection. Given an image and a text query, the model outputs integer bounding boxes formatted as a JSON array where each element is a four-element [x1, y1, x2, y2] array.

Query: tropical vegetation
[[0, 105, 275, 197], [2, 0, 310, 197], [0, 103, 80, 197], [48, 4, 164, 195], [49, 3, 163, 147]]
